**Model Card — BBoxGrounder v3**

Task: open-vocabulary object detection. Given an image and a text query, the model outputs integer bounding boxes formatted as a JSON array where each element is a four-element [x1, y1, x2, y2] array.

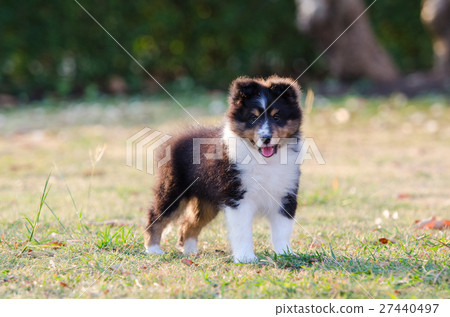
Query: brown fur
[[177, 198, 219, 247], [144, 199, 189, 249], [273, 119, 301, 139]]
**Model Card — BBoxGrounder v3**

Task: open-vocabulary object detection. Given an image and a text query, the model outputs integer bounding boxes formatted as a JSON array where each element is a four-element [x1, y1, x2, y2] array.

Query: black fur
[[149, 127, 245, 221], [280, 190, 298, 218]]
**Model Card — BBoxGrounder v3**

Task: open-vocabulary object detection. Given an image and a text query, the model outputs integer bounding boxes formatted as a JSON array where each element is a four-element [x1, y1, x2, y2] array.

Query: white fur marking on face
[[223, 124, 266, 165], [146, 245, 165, 255], [183, 238, 198, 255], [258, 120, 271, 139], [257, 95, 267, 109]]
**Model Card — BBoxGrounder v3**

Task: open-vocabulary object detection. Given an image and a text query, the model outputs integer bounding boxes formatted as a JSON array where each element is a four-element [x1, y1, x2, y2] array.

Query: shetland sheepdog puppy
[[144, 76, 302, 263]]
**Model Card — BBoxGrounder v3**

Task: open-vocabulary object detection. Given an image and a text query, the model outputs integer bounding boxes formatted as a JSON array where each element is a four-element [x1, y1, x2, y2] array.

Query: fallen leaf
[[414, 217, 450, 230], [415, 216, 435, 227], [398, 193, 411, 199], [40, 241, 66, 249], [50, 241, 65, 246], [181, 258, 197, 266], [379, 238, 395, 244], [181, 258, 194, 266]]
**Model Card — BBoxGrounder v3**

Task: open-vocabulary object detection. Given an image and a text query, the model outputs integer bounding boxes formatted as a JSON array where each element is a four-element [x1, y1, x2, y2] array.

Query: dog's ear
[[267, 76, 301, 103], [228, 77, 260, 103]]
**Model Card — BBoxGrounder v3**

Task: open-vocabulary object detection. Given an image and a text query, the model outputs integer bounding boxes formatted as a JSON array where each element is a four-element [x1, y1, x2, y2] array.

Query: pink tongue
[[261, 146, 275, 157]]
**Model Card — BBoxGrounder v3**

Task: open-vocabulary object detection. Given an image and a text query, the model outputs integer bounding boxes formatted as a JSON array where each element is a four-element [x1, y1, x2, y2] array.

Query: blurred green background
[[0, 0, 432, 100]]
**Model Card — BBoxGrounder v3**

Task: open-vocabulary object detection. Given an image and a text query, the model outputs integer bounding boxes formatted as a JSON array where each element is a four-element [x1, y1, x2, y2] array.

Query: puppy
[[144, 76, 302, 263]]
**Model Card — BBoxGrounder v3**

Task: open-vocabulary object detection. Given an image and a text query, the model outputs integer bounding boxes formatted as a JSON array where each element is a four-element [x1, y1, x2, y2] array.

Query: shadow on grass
[[253, 251, 448, 285]]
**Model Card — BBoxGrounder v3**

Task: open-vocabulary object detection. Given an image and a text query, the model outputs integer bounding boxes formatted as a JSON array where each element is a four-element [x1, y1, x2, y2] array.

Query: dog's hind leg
[[144, 194, 187, 255], [177, 197, 218, 255], [144, 206, 168, 255]]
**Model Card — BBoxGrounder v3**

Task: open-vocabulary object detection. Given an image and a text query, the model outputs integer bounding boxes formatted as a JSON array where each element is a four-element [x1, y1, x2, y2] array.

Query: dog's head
[[226, 76, 302, 158]]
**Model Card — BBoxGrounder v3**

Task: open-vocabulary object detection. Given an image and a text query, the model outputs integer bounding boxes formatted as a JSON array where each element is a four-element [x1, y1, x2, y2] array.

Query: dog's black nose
[[263, 138, 271, 145]]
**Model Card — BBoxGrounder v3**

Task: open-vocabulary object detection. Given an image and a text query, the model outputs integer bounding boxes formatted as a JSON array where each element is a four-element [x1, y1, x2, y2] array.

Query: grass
[[0, 92, 449, 298], [18, 171, 52, 256]]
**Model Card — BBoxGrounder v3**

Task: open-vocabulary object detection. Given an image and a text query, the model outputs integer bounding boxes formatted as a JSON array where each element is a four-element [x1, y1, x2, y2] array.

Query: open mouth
[[258, 145, 278, 158]]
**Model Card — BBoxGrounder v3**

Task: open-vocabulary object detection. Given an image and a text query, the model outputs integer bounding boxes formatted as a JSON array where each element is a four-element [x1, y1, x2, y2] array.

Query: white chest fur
[[223, 125, 300, 215]]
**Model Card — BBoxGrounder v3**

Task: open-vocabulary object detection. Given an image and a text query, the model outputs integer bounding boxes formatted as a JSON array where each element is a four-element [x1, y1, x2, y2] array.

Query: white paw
[[233, 253, 258, 264], [183, 238, 198, 255], [145, 245, 165, 255]]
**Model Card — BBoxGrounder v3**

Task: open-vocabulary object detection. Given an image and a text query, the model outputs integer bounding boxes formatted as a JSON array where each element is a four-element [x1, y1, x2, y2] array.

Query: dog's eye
[[272, 113, 280, 121], [249, 114, 258, 123]]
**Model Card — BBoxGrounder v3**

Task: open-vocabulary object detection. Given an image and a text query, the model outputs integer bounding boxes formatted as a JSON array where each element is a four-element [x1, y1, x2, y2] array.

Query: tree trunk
[[421, 0, 450, 79], [296, 0, 399, 82]]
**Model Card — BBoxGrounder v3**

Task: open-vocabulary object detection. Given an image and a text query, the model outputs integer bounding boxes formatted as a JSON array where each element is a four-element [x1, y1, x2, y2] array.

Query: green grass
[[0, 93, 449, 298]]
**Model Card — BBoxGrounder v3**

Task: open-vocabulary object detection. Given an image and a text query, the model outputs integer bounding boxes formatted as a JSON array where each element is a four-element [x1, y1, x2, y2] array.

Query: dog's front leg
[[225, 202, 257, 263], [269, 211, 294, 255]]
